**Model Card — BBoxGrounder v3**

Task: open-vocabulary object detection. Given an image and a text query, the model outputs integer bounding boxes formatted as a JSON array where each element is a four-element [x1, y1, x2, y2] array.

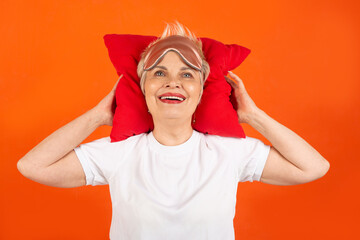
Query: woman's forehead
[[154, 51, 195, 69], [143, 35, 202, 71]]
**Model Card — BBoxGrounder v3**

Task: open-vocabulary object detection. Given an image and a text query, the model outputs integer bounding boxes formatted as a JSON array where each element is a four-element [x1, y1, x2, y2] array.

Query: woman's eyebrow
[[154, 66, 195, 72], [154, 66, 167, 70], [180, 66, 196, 72]]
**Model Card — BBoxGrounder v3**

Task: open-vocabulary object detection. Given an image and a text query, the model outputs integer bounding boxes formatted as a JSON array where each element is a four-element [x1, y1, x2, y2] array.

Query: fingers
[[225, 71, 247, 93], [224, 75, 239, 88], [228, 71, 245, 88], [111, 74, 123, 92]]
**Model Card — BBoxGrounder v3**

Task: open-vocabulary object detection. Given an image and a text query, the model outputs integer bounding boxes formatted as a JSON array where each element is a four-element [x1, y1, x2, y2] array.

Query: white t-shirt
[[74, 130, 270, 240]]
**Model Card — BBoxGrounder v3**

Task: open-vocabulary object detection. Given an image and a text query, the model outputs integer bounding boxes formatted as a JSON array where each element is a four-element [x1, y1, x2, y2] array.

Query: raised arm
[[225, 71, 330, 186], [17, 76, 121, 188]]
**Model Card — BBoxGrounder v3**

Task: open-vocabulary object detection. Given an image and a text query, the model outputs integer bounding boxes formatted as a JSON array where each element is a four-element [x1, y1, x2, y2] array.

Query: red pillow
[[103, 34, 250, 142]]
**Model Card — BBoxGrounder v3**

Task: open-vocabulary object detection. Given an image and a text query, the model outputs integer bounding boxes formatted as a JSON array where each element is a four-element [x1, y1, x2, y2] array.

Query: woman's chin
[[154, 113, 191, 123]]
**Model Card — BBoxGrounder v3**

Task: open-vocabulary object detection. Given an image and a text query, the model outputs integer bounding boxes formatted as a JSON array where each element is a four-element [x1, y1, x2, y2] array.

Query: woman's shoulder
[[197, 131, 256, 142], [197, 131, 264, 148], [81, 133, 149, 150], [196, 132, 269, 160]]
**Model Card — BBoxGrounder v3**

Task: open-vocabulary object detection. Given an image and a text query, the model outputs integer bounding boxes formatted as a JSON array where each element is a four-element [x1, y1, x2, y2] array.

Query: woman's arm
[[225, 72, 330, 185], [17, 76, 121, 188]]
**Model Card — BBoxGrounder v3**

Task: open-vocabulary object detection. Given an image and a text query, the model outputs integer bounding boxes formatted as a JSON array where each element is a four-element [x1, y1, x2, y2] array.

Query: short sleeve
[[74, 136, 117, 186], [204, 135, 271, 183], [236, 137, 271, 182]]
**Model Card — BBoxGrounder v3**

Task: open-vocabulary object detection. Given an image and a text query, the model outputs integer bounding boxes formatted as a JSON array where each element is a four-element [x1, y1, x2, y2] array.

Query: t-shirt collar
[[147, 130, 199, 156]]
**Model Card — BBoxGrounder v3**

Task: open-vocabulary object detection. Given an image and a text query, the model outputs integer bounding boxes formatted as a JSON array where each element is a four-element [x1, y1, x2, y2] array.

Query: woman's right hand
[[17, 75, 123, 187], [92, 75, 122, 126]]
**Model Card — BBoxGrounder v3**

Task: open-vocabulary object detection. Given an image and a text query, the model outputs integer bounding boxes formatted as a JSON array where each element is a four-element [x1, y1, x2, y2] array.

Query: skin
[[143, 51, 202, 146], [17, 49, 330, 187], [225, 71, 330, 185]]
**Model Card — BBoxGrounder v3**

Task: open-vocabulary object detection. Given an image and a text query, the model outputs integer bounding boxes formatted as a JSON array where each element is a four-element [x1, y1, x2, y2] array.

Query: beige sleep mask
[[143, 35, 202, 71]]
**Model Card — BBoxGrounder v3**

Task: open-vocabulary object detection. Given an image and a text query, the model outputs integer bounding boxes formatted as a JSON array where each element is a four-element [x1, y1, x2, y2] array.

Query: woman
[[17, 23, 330, 239]]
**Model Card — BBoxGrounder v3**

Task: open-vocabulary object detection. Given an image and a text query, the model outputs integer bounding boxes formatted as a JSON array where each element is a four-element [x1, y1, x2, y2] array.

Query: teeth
[[160, 96, 185, 101]]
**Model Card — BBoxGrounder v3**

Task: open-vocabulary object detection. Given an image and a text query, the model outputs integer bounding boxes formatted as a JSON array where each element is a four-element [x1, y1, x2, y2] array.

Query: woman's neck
[[152, 118, 193, 146]]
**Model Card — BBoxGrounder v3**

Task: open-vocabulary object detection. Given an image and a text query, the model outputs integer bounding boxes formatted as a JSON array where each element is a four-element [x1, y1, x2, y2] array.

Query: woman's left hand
[[225, 71, 259, 124]]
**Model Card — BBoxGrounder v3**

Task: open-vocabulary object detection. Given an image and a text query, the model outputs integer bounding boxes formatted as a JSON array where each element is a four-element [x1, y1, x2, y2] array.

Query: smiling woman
[[137, 24, 210, 145], [17, 22, 330, 240], [144, 51, 203, 142]]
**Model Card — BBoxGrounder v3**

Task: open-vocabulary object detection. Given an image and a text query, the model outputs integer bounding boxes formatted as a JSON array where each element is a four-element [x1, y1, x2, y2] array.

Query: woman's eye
[[183, 72, 193, 78], [155, 71, 165, 76]]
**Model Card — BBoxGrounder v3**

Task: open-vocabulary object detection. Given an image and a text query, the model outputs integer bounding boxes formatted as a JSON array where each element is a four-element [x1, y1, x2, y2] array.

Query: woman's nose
[[164, 76, 181, 88]]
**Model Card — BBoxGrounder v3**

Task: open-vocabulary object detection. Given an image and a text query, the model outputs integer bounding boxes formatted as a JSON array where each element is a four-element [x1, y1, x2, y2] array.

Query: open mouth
[[158, 94, 186, 104]]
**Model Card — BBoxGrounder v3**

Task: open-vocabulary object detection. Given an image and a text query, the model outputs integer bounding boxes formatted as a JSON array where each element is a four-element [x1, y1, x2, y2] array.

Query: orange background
[[1, 0, 359, 239]]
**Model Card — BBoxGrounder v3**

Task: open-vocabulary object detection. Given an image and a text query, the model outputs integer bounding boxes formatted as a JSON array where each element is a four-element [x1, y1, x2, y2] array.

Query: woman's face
[[144, 51, 202, 122]]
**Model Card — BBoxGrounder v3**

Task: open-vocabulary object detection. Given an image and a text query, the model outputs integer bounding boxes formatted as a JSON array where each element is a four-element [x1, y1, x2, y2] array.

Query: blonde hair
[[137, 21, 210, 97]]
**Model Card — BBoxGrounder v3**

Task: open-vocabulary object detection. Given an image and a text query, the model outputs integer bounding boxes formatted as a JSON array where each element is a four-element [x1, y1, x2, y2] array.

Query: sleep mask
[[143, 35, 203, 72]]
